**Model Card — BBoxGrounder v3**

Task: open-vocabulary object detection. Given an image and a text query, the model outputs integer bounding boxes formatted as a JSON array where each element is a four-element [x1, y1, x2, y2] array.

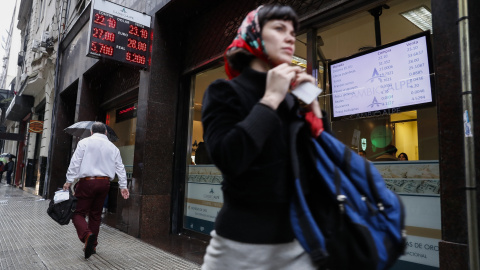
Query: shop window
[[183, 40, 308, 235], [106, 102, 137, 181], [295, 0, 437, 161], [301, 2, 440, 268], [183, 66, 227, 235]]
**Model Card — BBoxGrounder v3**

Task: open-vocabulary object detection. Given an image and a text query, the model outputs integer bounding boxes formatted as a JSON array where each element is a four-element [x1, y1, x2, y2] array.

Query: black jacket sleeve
[[201, 79, 281, 177]]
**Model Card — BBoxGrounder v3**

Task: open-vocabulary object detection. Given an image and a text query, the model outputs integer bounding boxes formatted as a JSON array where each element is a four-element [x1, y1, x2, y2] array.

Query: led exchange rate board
[[87, 0, 151, 68], [328, 32, 434, 120]]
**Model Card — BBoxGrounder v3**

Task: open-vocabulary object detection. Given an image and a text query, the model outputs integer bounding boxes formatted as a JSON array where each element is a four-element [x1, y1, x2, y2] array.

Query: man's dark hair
[[385, 144, 398, 155], [227, 5, 299, 73], [91, 122, 107, 134]]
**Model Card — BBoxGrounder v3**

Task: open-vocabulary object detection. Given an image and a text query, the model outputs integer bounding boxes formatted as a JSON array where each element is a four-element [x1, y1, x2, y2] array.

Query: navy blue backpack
[[289, 120, 406, 270]]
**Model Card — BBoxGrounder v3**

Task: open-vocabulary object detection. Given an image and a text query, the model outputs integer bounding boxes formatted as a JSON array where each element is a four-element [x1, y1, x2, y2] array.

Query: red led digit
[[92, 27, 115, 43], [137, 41, 147, 51], [105, 32, 115, 42], [127, 38, 137, 49], [107, 18, 117, 29], [125, 52, 146, 65], [94, 14, 106, 26], [99, 43, 114, 56], [92, 28, 99, 38], [91, 41, 99, 53], [92, 28, 105, 39], [99, 44, 106, 55], [140, 29, 148, 39], [129, 25, 139, 36]]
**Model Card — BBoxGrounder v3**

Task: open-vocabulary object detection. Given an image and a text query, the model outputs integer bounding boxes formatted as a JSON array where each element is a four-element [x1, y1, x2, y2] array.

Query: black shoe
[[83, 247, 96, 255], [84, 233, 97, 259]]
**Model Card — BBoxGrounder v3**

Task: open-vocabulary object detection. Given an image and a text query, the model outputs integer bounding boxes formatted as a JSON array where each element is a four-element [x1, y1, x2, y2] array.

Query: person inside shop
[[375, 144, 398, 161], [398, 152, 408, 161], [6, 157, 15, 186], [194, 142, 212, 164], [201, 5, 327, 269]]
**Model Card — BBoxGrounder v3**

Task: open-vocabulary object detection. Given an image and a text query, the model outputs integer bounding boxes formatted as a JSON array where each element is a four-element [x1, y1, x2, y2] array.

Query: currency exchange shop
[[173, 0, 441, 269]]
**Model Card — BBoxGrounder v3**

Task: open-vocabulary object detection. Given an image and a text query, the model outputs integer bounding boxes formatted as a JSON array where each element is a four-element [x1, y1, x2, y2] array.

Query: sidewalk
[[0, 184, 201, 269]]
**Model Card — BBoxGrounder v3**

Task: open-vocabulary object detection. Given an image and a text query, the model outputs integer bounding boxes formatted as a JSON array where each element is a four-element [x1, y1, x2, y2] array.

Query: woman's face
[[399, 154, 407, 160], [262, 20, 296, 66]]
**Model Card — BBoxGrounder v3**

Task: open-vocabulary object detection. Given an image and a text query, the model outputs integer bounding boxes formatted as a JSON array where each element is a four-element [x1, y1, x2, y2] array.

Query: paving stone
[[0, 185, 201, 269]]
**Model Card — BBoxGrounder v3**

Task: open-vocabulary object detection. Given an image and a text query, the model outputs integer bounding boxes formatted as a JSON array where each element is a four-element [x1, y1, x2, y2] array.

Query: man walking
[[63, 122, 129, 259]]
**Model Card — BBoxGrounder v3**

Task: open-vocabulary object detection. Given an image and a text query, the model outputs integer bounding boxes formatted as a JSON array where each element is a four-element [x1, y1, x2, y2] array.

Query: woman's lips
[[282, 47, 293, 54]]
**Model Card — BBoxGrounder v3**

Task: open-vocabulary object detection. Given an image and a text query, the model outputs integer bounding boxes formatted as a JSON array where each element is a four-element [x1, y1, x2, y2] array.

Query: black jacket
[[6, 161, 14, 172], [202, 67, 329, 244]]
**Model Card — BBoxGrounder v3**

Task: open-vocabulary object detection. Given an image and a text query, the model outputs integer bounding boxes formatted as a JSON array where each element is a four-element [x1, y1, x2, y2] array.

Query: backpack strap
[[365, 162, 384, 211], [289, 118, 329, 263], [289, 120, 304, 179]]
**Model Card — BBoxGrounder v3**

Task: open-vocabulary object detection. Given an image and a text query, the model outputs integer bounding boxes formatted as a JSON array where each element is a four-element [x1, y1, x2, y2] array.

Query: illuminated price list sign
[[87, 0, 151, 68]]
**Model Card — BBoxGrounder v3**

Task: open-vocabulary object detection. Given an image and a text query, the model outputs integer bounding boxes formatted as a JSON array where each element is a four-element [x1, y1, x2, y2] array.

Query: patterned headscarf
[[224, 6, 270, 79]]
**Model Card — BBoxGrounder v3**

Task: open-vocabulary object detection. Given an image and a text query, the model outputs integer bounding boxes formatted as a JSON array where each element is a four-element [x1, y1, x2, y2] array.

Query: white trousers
[[201, 230, 318, 270]]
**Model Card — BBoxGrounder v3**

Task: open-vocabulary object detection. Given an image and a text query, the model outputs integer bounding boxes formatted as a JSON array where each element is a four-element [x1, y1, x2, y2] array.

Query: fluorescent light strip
[[292, 56, 307, 68], [400, 6, 432, 32]]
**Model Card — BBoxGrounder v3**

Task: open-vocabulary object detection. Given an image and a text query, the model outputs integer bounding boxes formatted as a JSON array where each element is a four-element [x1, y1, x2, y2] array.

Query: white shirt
[[66, 133, 128, 189]]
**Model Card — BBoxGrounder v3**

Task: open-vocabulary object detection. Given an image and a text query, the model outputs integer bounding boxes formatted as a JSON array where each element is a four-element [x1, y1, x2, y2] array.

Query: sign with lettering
[[87, 0, 151, 68], [399, 195, 440, 267], [115, 103, 137, 123], [329, 32, 434, 120], [376, 161, 441, 268], [28, 120, 44, 133], [185, 180, 223, 234], [184, 166, 224, 234]]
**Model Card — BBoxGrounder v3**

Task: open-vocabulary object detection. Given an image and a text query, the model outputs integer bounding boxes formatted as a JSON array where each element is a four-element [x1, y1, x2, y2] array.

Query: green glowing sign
[[370, 126, 392, 148]]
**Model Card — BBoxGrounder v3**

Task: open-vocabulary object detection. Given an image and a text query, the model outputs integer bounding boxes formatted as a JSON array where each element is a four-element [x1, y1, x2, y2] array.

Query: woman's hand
[[292, 71, 322, 118], [260, 63, 303, 110]]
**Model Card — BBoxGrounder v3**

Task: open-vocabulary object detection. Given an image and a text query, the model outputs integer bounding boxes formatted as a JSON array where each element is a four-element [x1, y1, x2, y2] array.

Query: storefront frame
[[164, 0, 480, 268]]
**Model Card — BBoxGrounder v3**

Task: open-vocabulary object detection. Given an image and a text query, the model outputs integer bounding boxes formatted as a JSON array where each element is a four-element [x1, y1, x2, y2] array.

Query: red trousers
[[72, 178, 110, 247]]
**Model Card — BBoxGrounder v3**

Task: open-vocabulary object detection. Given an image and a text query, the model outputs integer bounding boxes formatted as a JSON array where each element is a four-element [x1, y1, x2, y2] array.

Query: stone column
[[433, 0, 480, 269]]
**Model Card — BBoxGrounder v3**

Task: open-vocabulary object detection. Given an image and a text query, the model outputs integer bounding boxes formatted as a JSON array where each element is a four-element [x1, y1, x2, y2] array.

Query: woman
[[201, 5, 326, 269], [398, 152, 408, 161]]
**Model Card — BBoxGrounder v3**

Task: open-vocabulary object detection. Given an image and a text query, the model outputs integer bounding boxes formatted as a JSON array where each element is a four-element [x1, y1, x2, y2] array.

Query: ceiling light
[[292, 56, 306, 68], [400, 6, 432, 32]]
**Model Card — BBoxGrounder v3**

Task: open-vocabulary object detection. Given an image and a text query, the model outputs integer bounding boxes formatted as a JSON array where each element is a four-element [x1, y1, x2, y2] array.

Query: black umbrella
[[0, 153, 16, 158], [64, 121, 119, 142]]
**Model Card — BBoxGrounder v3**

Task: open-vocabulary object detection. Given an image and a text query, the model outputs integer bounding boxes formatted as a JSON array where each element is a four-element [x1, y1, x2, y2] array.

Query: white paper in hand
[[54, 190, 70, 204], [291, 82, 323, 104]]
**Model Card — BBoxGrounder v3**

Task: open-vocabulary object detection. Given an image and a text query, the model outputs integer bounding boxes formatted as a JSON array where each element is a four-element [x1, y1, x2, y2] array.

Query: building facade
[[44, 0, 479, 269], [3, 0, 63, 195]]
